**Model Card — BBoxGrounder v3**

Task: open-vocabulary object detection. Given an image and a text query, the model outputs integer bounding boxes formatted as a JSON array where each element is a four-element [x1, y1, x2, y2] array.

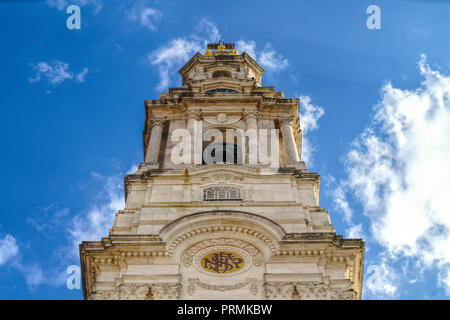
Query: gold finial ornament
[[217, 40, 226, 52], [230, 49, 238, 55], [205, 49, 213, 56]]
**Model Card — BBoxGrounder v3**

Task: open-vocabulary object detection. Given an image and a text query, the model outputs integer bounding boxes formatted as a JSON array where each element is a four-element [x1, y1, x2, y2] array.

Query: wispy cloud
[[334, 55, 450, 297], [2, 164, 137, 291], [365, 258, 399, 299], [67, 171, 125, 258], [0, 234, 19, 266], [0, 233, 65, 289], [148, 20, 290, 91], [29, 61, 89, 87], [26, 205, 70, 239], [346, 223, 365, 239], [126, 4, 162, 31], [46, 0, 103, 14], [298, 96, 324, 166], [76, 68, 89, 83], [148, 18, 220, 91], [259, 44, 289, 72], [29, 61, 73, 85], [236, 40, 289, 72]]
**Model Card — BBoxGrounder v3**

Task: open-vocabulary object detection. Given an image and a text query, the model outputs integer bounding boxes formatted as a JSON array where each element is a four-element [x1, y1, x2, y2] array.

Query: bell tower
[[80, 42, 365, 300]]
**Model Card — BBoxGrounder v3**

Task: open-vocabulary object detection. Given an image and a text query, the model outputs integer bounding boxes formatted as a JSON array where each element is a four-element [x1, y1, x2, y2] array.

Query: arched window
[[203, 187, 242, 201]]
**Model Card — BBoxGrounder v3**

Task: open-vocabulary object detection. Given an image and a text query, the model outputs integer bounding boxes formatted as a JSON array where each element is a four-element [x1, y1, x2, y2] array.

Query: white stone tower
[[80, 42, 365, 300]]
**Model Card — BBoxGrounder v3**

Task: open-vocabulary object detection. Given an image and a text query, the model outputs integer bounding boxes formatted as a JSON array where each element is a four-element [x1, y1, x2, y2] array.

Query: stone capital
[[279, 116, 294, 127], [150, 118, 166, 129], [243, 110, 258, 121], [185, 110, 202, 121]]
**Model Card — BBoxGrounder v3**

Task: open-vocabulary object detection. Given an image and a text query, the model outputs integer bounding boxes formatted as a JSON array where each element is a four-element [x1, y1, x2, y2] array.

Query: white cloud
[[46, 0, 103, 14], [299, 95, 325, 166], [259, 44, 289, 72], [150, 39, 203, 91], [236, 40, 257, 59], [149, 21, 290, 90], [365, 260, 399, 299], [67, 172, 125, 257], [140, 8, 162, 31], [76, 68, 89, 83], [29, 61, 88, 87], [236, 41, 289, 72], [335, 55, 450, 296], [126, 5, 162, 31], [0, 165, 139, 290], [0, 234, 65, 289], [29, 61, 73, 85], [13, 262, 67, 289], [193, 18, 221, 44], [148, 18, 220, 91], [0, 234, 19, 266], [127, 164, 139, 174], [346, 223, 364, 239], [332, 184, 353, 223]]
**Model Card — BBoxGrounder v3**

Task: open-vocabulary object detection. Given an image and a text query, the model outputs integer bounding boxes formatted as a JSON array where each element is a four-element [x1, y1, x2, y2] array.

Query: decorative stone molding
[[119, 283, 150, 300], [183, 239, 263, 267], [150, 283, 182, 300], [88, 290, 120, 300], [161, 211, 285, 255], [202, 115, 241, 125], [263, 282, 356, 300], [200, 172, 244, 183], [187, 278, 258, 295], [263, 282, 294, 299], [167, 224, 277, 255], [88, 283, 182, 300], [88, 284, 149, 300]]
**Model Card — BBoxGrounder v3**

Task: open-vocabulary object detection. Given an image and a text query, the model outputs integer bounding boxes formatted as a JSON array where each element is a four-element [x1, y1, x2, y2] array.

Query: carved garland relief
[[263, 282, 356, 300]]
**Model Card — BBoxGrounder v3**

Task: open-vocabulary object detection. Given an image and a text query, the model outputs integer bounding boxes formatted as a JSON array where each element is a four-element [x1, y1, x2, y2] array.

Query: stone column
[[243, 110, 258, 164], [145, 118, 165, 165], [280, 116, 300, 166], [185, 110, 202, 164]]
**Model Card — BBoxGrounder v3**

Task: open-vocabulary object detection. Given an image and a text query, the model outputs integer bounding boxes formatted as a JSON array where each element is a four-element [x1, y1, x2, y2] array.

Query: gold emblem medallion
[[200, 251, 245, 274]]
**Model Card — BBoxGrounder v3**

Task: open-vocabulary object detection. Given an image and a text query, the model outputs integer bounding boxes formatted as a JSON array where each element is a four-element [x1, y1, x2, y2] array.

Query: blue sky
[[0, 0, 449, 299]]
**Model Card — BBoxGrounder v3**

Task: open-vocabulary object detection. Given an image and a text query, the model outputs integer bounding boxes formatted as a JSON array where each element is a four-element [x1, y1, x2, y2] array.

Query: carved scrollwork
[[242, 110, 258, 121], [263, 282, 295, 299], [150, 118, 166, 129], [150, 283, 182, 300], [118, 283, 150, 300], [279, 116, 294, 127], [185, 110, 202, 121]]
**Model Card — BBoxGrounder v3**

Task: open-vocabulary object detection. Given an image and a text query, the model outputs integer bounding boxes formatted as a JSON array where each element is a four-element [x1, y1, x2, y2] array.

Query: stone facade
[[80, 42, 365, 300]]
